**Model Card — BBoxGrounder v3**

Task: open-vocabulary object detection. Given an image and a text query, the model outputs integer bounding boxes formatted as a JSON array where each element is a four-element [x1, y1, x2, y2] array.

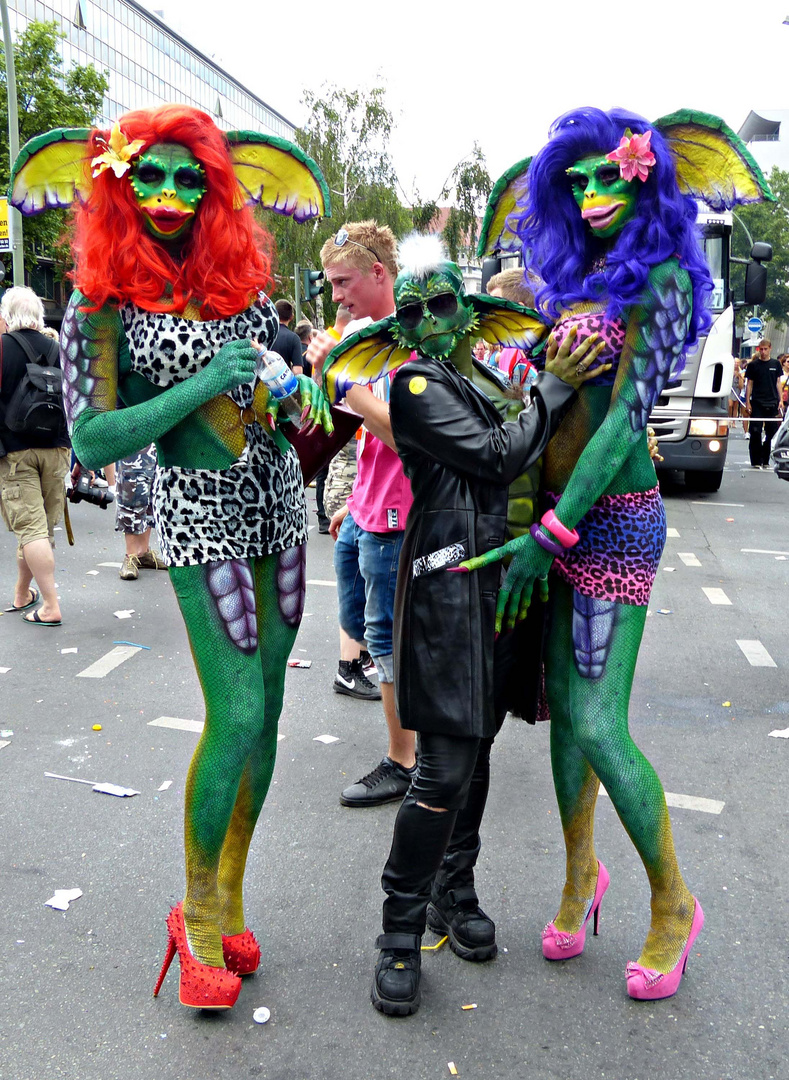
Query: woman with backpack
[[0, 286, 69, 627]]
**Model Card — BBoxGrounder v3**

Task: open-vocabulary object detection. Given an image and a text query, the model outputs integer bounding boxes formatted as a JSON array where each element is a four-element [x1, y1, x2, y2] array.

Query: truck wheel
[[685, 469, 723, 493]]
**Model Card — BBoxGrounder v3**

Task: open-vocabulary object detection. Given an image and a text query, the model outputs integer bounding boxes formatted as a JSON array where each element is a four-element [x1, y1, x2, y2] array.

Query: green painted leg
[[216, 552, 299, 936], [548, 578, 695, 972], [545, 581, 601, 933], [170, 562, 273, 967]]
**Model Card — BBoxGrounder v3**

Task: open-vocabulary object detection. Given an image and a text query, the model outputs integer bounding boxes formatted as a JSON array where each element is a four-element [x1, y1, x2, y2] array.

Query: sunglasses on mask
[[396, 292, 459, 331]]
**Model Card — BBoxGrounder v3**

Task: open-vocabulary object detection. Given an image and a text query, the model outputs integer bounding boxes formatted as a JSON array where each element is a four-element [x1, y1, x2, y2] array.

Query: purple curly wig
[[517, 107, 712, 351]]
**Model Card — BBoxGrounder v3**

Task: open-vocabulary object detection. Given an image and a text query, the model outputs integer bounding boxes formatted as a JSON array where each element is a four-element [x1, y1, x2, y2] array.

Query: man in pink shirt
[[307, 221, 417, 807]]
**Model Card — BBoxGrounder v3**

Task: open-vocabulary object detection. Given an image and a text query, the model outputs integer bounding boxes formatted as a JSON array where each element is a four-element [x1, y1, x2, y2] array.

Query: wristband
[[541, 509, 579, 549], [530, 523, 564, 557]]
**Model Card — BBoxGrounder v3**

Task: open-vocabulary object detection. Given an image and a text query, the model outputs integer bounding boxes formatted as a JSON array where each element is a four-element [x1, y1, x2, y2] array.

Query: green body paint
[[566, 154, 638, 239], [130, 142, 206, 240]]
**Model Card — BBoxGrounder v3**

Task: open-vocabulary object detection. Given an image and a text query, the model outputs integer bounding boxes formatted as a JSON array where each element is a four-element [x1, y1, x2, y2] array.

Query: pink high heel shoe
[[626, 898, 704, 1001], [542, 861, 610, 961]]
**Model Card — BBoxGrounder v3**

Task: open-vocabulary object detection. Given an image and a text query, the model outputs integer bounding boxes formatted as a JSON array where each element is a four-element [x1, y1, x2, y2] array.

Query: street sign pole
[[293, 262, 302, 323], [1, 0, 25, 286]]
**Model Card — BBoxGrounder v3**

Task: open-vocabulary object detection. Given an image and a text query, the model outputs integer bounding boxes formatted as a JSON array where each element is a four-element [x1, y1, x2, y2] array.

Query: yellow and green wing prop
[[226, 131, 330, 221], [470, 295, 550, 352], [322, 319, 411, 404], [654, 110, 776, 210], [8, 128, 92, 215], [477, 156, 531, 257]]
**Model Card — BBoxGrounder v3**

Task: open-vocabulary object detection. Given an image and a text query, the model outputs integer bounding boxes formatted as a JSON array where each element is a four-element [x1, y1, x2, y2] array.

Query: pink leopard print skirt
[[545, 487, 666, 607]]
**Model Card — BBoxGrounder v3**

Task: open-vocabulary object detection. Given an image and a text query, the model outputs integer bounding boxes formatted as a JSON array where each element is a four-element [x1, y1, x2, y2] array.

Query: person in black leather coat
[[327, 237, 606, 1017]]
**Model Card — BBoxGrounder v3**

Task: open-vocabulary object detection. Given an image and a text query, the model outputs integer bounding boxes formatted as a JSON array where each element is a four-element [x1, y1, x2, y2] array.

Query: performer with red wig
[[10, 104, 333, 1010]]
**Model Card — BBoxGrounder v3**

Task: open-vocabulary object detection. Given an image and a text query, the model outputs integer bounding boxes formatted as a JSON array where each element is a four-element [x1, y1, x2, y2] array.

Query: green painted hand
[[459, 532, 554, 633], [201, 338, 260, 396], [296, 374, 334, 435]]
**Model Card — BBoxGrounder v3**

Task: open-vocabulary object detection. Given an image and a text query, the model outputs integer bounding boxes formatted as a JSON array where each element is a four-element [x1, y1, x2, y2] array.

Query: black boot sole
[[426, 903, 498, 962], [371, 982, 421, 1016]]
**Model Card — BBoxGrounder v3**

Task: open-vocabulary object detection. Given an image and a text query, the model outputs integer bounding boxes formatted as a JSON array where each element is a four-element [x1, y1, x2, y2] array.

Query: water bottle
[[253, 347, 305, 427]]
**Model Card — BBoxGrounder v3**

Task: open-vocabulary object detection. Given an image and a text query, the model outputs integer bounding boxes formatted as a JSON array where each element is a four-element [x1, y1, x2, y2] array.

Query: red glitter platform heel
[[153, 903, 242, 1009], [222, 928, 261, 975]]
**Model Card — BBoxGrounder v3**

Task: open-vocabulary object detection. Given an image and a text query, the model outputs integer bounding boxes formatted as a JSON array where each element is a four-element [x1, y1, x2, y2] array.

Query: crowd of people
[[730, 339, 787, 468], [0, 100, 778, 1022]]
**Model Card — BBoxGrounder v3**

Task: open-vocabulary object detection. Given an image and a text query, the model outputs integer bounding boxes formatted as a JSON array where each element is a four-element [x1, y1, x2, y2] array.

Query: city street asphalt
[[0, 428, 787, 1080]]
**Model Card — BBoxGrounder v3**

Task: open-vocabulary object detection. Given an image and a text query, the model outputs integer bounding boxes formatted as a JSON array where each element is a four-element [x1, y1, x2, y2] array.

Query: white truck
[[649, 210, 771, 492]]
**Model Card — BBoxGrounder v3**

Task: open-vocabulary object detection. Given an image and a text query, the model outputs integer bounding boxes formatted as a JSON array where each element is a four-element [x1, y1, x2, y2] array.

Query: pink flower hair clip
[[606, 129, 656, 183]]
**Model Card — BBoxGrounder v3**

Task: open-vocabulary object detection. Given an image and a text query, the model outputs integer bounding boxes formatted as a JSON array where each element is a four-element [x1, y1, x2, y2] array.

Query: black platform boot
[[372, 795, 458, 1016], [426, 744, 497, 962], [426, 840, 497, 961]]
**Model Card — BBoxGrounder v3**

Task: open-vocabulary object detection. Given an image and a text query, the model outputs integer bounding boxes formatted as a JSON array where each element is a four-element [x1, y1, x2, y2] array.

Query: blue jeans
[[333, 511, 404, 682]]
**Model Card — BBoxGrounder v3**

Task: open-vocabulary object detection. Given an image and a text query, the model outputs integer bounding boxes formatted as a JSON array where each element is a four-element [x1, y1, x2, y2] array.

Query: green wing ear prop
[[322, 318, 411, 404], [653, 110, 776, 210], [477, 156, 531, 257], [226, 131, 331, 221], [470, 295, 551, 352], [8, 128, 92, 215]]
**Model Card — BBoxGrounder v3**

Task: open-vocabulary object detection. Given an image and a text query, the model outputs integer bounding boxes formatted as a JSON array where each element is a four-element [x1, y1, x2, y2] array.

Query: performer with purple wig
[[466, 106, 774, 999]]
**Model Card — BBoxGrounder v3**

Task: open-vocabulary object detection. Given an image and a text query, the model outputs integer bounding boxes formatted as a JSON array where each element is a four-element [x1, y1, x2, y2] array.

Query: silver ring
[[575, 364, 585, 375]]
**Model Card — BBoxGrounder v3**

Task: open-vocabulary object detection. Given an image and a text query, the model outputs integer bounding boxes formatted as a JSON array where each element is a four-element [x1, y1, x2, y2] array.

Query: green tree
[[730, 166, 789, 328], [410, 144, 492, 265], [438, 143, 491, 263], [0, 21, 108, 274], [264, 84, 412, 324]]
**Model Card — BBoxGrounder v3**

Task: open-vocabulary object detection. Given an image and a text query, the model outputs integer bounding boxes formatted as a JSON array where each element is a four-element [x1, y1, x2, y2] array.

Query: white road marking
[[306, 579, 337, 587], [691, 501, 744, 507], [678, 552, 701, 567], [76, 645, 142, 678], [741, 548, 789, 556], [148, 716, 286, 741], [702, 587, 731, 605], [666, 527, 680, 538], [601, 787, 724, 815], [736, 640, 777, 667], [149, 716, 203, 733]]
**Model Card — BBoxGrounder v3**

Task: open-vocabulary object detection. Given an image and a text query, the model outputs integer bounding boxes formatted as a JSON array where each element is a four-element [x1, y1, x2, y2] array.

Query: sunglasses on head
[[396, 293, 459, 331], [333, 227, 382, 263]]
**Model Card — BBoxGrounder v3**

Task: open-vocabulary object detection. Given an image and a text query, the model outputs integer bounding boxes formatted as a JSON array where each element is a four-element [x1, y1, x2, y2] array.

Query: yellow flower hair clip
[[91, 122, 146, 179]]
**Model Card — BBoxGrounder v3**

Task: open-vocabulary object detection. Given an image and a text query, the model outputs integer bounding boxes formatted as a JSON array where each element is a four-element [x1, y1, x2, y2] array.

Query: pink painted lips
[[144, 206, 192, 234], [581, 202, 625, 230]]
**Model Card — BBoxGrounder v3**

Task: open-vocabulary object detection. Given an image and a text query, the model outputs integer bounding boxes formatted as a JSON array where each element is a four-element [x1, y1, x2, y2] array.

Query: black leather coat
[[390, 357, 576, 738]]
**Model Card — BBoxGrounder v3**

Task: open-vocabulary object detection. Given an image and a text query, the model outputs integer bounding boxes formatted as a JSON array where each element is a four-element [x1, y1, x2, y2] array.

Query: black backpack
[[2, 331, 65, 438]]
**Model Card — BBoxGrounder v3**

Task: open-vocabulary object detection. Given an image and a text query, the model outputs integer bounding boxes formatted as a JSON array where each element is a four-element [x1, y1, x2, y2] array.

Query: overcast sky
[[141, 0, 788, 206]]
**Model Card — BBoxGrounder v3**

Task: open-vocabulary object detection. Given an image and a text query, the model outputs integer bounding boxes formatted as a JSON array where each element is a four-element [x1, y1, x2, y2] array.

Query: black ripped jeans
[[381, 727, 501, 935]]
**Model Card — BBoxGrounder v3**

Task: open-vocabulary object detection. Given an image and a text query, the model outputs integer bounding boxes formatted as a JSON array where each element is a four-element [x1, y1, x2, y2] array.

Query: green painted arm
[[62, 292, 259, 470]]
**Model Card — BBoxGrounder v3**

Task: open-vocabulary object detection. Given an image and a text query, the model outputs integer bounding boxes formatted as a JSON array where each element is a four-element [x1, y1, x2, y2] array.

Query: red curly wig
[[71, 104, 273, 318]]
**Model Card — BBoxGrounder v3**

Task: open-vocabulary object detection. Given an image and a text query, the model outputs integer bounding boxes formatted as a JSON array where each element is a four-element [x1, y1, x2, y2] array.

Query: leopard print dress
[[120, 297, 307, 567]]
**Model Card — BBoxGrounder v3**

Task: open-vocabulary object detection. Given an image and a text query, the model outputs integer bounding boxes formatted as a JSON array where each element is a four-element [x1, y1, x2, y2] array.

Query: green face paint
[[130, 142, 206, 241], [566, 154, 638, 239], [394, 266, 476, 359]]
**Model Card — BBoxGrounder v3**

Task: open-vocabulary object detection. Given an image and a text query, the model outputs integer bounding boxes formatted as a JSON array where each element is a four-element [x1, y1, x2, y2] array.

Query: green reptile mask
[[394, 261, 477, 359], [129, 142, 206, 241], [566, 154, 638, 239]]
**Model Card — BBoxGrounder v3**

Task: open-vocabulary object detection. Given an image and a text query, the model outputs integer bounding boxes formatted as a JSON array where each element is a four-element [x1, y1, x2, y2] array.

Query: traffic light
[[301, 268, 324, 300]]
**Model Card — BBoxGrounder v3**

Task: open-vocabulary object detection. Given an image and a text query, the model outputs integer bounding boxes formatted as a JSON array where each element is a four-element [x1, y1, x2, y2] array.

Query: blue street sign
[[747, 316, 764, 334]]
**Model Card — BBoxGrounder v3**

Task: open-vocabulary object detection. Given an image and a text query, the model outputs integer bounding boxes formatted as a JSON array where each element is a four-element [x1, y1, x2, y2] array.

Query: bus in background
[[648, 210, 772, 492]]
